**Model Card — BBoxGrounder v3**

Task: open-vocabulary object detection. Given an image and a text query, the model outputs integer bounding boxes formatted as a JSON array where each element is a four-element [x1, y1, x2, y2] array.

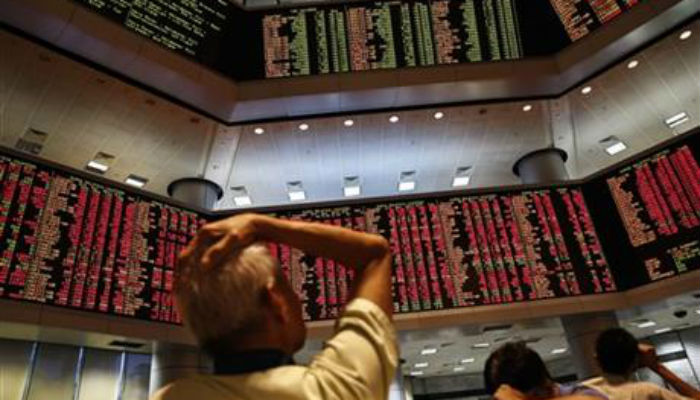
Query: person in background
[[484, 341, 606, 400], [151, 213, 396, 400], [582, 328, 700, 400]]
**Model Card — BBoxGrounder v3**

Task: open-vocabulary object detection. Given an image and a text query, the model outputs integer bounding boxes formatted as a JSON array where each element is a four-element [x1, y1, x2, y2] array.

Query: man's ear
[[263, 281, 290, 324]]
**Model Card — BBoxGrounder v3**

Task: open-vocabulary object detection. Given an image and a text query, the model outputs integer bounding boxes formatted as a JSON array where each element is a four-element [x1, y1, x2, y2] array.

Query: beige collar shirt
[[583, 375, 691, 400], [151, 298, 398, 400]]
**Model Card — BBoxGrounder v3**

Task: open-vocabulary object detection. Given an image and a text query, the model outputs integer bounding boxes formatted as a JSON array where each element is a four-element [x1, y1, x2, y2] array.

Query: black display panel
[[267, 187, 616, 321], [585, 132, 700, 288], [71, 0, 641, 80], [0, 152, 207, 324]]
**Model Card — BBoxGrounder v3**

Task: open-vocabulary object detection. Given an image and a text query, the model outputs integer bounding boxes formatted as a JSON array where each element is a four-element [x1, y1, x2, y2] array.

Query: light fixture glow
[[124, 175, 147, 188], [636, 320, 657, 329], [665, 112, 690, 129], [389, 115, 400, 123], [522, 104, 532, 112], [472, 343, 490, 349], [551, 348, 567, 355], [452, 176, 471, 187], [87, 160, 109, 173], [415, 362, 429, 368], [434, 111, 444, 120], [254, 127, 265, 135], [410, 371, 424, 376], [461, 358, 475, 364], [654, 327, 672, 334], [695, 309, 700, 315], [298, 123, 309, 131], [344, 119, 354, 127], [453, 366, 466, 372], [344, 186, 360, 197], [581, 86, 592, 95], [627, 60, 639, 69], [233, 196, 252, 206], [679, 30, 692, 40], [421, 348, 438, 355], [399, 181, 415, 191], [605, 142, 627, 155], [288, 191, 306, 201]]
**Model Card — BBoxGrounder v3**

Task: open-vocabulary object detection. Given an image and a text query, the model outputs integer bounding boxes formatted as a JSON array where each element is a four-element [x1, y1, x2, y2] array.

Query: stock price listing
[[605, 143, 700, 282], [268, 188, 616, 321], [0, 154, 206, 323]]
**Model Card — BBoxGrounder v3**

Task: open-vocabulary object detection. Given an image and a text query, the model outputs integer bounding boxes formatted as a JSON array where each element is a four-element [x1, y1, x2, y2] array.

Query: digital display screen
[[268, 187, 616, 321], [71, 0, 640, 80], [0, 153, 207, 323], [2, 130, 696, 324], [586, 134, 700, 287]]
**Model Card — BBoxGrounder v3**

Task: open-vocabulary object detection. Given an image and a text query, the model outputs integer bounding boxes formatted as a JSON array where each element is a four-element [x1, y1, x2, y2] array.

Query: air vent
[[524, 337, 542, 344], [108, 340, 144, 349], [15, 128, 48, 155], [482, 324, 512, 333], [440, 342, 455, 348]]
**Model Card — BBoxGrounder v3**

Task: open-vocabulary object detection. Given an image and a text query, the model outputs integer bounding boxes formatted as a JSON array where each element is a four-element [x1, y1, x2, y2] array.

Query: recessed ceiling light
[[344, 119, 354, 127], [124, 175, 148, 188], [286, 181, 306, 201], [254, 127, 265, 135], [461, 358, 475, 364], [551, 348, 567, 355], [343, 176, 360, 197], [453, 366, 466, 372], [398, 181, 415, 191], [452, 176, 470, 187], [410, 371, 424, 376], [654, 327, 672, 334], [627, 60, 639, 69], [389, 115, 399, 123], [581, 86, 592, 95], [636, 320, 657, 329], [665, 112, 690, 129], [605, 142, 627, 155], [522, 104, 532, 112], [343, 186, 360, 197], [695, 309, 700, 315], [421, 348, 438, 355], [86, 160, 109, 173], [679, 30, 692, 40], [415, 362, 429, 368], [233, 196, 252, 206], [434, 111, 444, 120], [472, 343, 490, 349], [298, 123, 309, 131], [599, 136, 627, 156]]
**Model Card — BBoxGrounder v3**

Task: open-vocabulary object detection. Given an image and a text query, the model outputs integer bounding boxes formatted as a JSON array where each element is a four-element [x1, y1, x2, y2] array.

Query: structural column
[[512, 148, 618, 380], [149, 342, 212, 395], [167, 177, 223, 210], [512, 148, 569, 183]]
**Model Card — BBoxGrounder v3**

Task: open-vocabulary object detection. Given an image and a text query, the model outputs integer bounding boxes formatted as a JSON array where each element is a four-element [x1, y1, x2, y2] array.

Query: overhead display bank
[[1, 130, 698, 324], [72, 0, 641, 79]]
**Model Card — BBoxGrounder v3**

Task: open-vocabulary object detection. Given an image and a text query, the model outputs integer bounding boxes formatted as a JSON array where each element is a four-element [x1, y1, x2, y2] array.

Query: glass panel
[[680, 327, 700, 387], [25, 343, 79, 400], [120, 353, 151, 400], [0, 338, 35, 400], [77, 348, 122, 400]]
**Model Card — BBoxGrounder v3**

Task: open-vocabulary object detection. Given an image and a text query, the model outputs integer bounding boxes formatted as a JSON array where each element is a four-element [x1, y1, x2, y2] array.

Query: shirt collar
[[213, 349, 295, 375]]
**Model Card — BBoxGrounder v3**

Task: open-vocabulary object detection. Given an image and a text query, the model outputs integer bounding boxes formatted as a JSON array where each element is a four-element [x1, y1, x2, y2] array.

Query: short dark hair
[[483, 342, 552, 394], [595, 328, 639, 375]]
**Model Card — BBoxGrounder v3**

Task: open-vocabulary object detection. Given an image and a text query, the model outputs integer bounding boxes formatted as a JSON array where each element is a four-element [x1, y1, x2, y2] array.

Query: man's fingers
[[200, 231, 240, 269]]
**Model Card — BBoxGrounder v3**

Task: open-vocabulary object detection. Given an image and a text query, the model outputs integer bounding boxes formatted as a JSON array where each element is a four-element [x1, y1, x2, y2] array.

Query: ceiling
[[214, 20, 700, 209], [1, 21, 697, 208]]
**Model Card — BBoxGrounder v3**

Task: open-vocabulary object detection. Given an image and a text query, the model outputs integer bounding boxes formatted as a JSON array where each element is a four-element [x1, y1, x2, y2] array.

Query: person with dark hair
[[484, 341, 606, 400], [582, 328, 700, 400]]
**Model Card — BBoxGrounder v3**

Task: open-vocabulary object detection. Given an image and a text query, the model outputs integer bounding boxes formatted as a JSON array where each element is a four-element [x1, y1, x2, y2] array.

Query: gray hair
[[174, 243, 278, 346]]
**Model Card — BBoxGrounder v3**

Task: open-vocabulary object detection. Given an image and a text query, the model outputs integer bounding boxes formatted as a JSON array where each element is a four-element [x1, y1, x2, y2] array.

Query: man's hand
[[638, 343, 659, 369], [182, 214, 261, 270]]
